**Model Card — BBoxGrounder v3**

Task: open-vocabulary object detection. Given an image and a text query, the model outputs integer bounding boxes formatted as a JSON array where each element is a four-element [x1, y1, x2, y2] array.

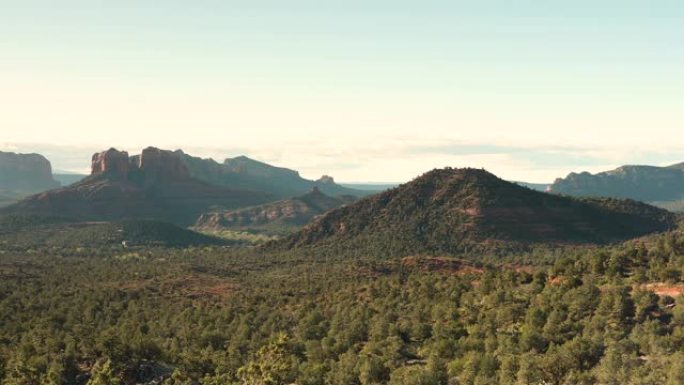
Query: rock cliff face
[[91, 147, 191, 182], [91, 148, 130, 178], [135, 147, 191, 180], [0, 151, 59, 193]]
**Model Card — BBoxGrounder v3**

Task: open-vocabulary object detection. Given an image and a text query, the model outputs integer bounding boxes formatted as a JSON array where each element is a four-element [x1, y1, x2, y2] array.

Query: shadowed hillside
[[196, 187, 355, 235], [0, 216, 227, 248], [0, 151, 60, 207], [549, 163, 684, 211]]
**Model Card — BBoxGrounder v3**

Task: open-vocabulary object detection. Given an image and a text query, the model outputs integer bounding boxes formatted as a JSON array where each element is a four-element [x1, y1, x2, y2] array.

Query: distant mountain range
[[549, 163, 684, 211], [177, 151, 368, 199], [0, 147, 369, 226], [4, 146, 684, 250], [196, 187, 355, 235], [278, 168, 678, 256]]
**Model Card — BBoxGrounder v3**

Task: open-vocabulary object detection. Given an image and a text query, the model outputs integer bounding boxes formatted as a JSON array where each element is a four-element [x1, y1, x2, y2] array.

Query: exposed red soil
[[108, 273, 236, 298], [642, 283, 684, 297]]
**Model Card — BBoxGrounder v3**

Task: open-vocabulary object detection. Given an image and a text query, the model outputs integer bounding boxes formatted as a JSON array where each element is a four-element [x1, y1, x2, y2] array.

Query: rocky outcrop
[[138, 147, 190, 179], [196, 187, 355, 234], [316, 175, 335, 185], [0, 151, 59, 193], [91, 148, 130, 178], [91, 147, 191, 182]]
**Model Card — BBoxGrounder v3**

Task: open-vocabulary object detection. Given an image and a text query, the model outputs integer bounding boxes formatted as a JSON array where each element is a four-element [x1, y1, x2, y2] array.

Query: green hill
[[279, 168, 679, 256]]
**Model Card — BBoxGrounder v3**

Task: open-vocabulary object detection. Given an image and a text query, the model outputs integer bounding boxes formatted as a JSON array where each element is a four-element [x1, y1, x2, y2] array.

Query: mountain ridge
[[549, 163, 684, 208], [177, 151, 370, 199]]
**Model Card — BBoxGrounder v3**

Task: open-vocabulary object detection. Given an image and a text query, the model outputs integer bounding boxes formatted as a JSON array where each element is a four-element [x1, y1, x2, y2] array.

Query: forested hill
[[279, 168, 679, 256]]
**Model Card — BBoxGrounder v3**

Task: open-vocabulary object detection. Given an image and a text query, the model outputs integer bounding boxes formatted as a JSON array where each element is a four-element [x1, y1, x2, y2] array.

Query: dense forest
[[2, 229, 684, 384]]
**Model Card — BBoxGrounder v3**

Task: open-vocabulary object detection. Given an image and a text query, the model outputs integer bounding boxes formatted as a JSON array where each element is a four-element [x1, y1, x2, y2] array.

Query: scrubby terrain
[[2, 230, 684, 384]]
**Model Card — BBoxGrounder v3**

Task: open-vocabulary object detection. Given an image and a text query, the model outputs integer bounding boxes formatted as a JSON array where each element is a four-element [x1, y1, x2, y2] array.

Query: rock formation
[[91, 148, 130, 178], [3, 147, 275, 225], [91, 147, 191, 182], [0, 151, 59, 193], [316, 175, 335, 185], [135, 147, 191, 180]]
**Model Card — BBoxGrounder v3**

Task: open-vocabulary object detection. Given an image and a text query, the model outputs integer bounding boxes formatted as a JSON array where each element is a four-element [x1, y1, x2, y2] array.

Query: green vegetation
[[0, 218, 228, 249], [1, 167, 683, 384], [194, 228, 279, 245], [2, 228, 684, 384]]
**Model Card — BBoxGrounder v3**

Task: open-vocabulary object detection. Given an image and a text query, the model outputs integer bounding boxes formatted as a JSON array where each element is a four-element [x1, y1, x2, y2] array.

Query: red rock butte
[[91, 147, 190, 181]]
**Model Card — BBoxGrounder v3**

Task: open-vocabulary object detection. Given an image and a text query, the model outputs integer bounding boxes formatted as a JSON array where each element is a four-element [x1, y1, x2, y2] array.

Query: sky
[[1, 1, 683, 182]]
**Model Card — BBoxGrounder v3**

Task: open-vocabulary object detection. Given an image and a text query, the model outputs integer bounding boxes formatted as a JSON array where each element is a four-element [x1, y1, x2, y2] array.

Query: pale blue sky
[[1, 1, 683, 182]]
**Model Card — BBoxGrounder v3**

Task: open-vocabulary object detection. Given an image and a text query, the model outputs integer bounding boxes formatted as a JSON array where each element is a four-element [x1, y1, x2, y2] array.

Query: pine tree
[[237, 333, 299, 385], [87, 359, 121, 385]]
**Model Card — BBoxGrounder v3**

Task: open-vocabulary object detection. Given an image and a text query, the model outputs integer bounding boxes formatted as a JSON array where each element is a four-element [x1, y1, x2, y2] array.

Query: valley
[[2, 148, 684, 385]]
